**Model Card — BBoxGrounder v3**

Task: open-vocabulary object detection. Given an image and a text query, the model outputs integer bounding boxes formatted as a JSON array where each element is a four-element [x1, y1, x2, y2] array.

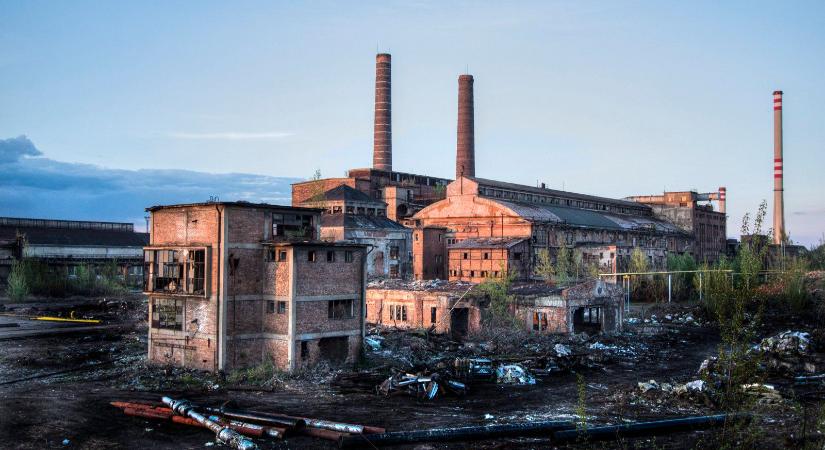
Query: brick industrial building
[[294, 53, 727, 286], [144, 201, 366, 372]]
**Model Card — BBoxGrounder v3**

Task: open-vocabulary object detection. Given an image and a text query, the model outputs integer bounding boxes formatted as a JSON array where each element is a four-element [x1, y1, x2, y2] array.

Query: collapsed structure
[[144, 202, 366, 372]]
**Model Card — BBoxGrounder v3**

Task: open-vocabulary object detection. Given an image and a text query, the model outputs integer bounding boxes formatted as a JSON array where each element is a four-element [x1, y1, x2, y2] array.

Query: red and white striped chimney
[[373, 53, 392, 172], [773, 90, 785, 244], [718, 186, 726, 214]]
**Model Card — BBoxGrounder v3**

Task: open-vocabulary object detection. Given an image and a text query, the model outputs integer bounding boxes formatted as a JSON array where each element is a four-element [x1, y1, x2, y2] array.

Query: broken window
[[435, 255, 443, 263], [483, 252, 489, 260], [308, 250, 316, 262], [532, 311, 548, 332], [267, 300, 275, 314], [389, 265, 399, 278], [389, 305, 408, 321], [186, 250, 205, 295], [278, 250, 288, 262], [277, 301, 286, 314], [328, 299, 354, 319], [301, 341, 309, 360], [513, 252, 522, 260], [389, 246, 399, 260], [463, 252, 469, 260], [480, 270, 488, 278], [431, 307, 437, 324], [273, 213, 314, 240], [345, 206, 354, 214], [152, 298, 183, 330], [266, 248, 277, 262], [332, 206, 342, 214], [377, 209, 386, 217], [327, 250, 336, 262], [470, 270, 475, 277], [345, 251, 354, 262]]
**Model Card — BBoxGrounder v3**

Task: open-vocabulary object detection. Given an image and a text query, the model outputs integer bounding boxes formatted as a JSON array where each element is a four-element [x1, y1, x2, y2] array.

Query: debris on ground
[[495, 364, 536, 385], [377, 370, 467, 399]]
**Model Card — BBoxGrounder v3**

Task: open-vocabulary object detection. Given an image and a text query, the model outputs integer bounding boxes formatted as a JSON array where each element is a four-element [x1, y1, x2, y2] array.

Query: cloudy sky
[[1, 1, 823, 244]]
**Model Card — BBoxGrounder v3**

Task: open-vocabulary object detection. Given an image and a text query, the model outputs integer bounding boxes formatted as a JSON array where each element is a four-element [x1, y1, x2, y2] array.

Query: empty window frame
[[307, 250, 317, 262], [327, 250, 336, 262], [278, 250, 288, 262], [277, 301, 286, 314], [389, 246, 399, 260], [328, 299, 354, 319], [344, 251, 354, 263], [389, 265, 399, 278], [532, 311, 548, 332], [389, 305, 408, 321], [152, 298, 183, 330], [272, 213, 314, 239], [430, 307, 437, 324], [267, 300, 276, 314]]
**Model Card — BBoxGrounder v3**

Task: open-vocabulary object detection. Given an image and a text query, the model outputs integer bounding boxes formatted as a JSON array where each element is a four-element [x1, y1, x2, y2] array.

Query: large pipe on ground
[[456, 74, 475, 178], [551, 414, 750, 444], [338, 420, 575, 448], [373, 53, 392, 172], [162, 397, 258, 450], [773, 90, 785, 244]]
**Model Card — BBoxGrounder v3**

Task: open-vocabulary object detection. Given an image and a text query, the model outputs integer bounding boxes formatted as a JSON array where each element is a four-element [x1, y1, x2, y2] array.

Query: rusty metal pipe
[[200, 406, 305, 429], [339, 420, 575, 448], [163, 396, 258, 450], [298, 427, 347, 441], [551, 414, 750, 444]]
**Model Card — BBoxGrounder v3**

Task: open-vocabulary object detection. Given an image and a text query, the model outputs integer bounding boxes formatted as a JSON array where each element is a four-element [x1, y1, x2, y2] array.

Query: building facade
[[144, 202, 367, 373]]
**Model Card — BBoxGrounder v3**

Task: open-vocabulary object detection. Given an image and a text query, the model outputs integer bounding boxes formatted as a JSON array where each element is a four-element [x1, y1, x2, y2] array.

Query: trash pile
[[112, 397, 385, 449], [376, 357, 537, 400], [757, 330, 820, 375], [377, 370, 467, 399]]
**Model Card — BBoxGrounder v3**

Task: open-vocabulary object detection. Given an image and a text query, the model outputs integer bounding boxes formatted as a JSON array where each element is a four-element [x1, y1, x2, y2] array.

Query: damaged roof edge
[[146, 201, 324, 212]]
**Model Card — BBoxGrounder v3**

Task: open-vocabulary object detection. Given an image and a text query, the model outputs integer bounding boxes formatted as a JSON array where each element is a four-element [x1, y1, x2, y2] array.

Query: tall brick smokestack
[[718, 187, 726, 214], [373, 53, 392, 172], [773, 91, 785, 244], [456, 74, 475, 178]]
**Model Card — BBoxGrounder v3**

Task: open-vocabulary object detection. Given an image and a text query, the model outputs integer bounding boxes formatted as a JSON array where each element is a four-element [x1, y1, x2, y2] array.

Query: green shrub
[[6, 260, 29, 301]]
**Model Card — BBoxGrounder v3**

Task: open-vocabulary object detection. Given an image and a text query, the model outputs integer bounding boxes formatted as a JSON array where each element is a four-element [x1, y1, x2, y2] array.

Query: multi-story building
[[294, 184, 412, 279], [626, 190, 727, 264], [144, 201, 366, 373]]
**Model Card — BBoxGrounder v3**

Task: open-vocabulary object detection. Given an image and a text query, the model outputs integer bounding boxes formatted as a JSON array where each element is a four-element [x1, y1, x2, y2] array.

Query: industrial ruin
[[1, 49, 822, 450]]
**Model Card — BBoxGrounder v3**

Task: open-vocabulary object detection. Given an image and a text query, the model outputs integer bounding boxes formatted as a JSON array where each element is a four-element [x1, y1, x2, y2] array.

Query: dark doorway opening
[[318, 336, 349, 363], [451, 308, 469, 339], [573, 307, 602, 334]]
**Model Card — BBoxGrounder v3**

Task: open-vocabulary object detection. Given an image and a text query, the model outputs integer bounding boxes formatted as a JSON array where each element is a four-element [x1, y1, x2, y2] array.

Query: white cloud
[[167, 131, 293, 140]]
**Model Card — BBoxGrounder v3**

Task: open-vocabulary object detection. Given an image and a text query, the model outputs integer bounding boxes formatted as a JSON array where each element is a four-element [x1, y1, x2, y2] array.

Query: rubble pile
[[757, 330, 823, 375]]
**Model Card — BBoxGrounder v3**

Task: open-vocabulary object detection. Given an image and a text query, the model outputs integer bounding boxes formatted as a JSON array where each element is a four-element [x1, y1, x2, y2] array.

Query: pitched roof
[[448, 237, 529, 249], [322, 185, 378, 203], [146, 201, 322, 212], [472, 177, 646, 209], [321, 214, 408, 230], [493, 199, 685, 234], [0, 226, 149, 247]]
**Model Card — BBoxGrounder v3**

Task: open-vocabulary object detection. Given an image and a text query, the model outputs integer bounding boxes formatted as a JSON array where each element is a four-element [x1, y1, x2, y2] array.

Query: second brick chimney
[[456, 74, 475, 178], [373, 53, 392, 172]]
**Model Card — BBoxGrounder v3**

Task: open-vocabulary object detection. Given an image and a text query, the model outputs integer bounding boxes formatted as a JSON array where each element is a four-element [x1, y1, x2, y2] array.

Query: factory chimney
[[456, 74, 475, 178], [773, 91, 785, 244], [373, 53, 392, 172], [718, 187, 726, 214]]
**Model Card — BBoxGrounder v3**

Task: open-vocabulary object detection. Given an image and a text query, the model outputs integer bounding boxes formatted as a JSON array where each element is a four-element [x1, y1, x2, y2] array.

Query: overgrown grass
[[5, 258, 128, 300]]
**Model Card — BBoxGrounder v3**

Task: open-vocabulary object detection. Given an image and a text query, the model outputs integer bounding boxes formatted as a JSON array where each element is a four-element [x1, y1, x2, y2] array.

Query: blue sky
[[1, 1, 823, 244]]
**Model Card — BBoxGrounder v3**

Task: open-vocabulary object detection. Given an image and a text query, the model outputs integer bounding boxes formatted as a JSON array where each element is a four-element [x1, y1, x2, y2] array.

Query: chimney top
[[773, 90, 783, 95]]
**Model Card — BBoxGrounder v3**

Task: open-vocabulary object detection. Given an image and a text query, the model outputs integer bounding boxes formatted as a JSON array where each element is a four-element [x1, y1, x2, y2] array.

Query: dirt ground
[[0, 294, 820, 449]]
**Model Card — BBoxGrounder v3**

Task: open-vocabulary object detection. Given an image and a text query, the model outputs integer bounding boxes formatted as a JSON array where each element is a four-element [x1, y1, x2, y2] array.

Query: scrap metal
[[162, 396, 258, 450]]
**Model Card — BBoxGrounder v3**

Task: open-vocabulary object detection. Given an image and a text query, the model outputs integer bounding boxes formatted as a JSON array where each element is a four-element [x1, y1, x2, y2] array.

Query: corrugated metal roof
[[321, 214, 408, 230], [495, 200, 685, 234], [473, 177, 646, 209], [0, 226, 149, 247], [449, 237, 529, 249]]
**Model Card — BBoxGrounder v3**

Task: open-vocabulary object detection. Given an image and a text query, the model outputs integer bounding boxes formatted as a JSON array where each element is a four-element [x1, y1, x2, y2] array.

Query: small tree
[[534, 248, 555, 283], [555, 246, 572, 285], [478, 267, 517, 327], [6, 260, 29, 301]]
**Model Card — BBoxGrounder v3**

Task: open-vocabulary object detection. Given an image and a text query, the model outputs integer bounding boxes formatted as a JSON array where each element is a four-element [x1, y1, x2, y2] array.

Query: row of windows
[[324, 206, 387, 216], [478, 187, 645, 215], [150, 298, 355, 330], [386, 305, 439, 323], [460, 251, 522, 260], [450, 269, 501, 278], [266, 249, 355, 263]]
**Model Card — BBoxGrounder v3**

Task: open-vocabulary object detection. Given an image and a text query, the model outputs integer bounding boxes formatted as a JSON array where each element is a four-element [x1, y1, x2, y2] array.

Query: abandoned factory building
[[144, 201, 367, 373], [294, 184, 412, 279], [0, 217, 148, 288], [365, 278, 624, 337]]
